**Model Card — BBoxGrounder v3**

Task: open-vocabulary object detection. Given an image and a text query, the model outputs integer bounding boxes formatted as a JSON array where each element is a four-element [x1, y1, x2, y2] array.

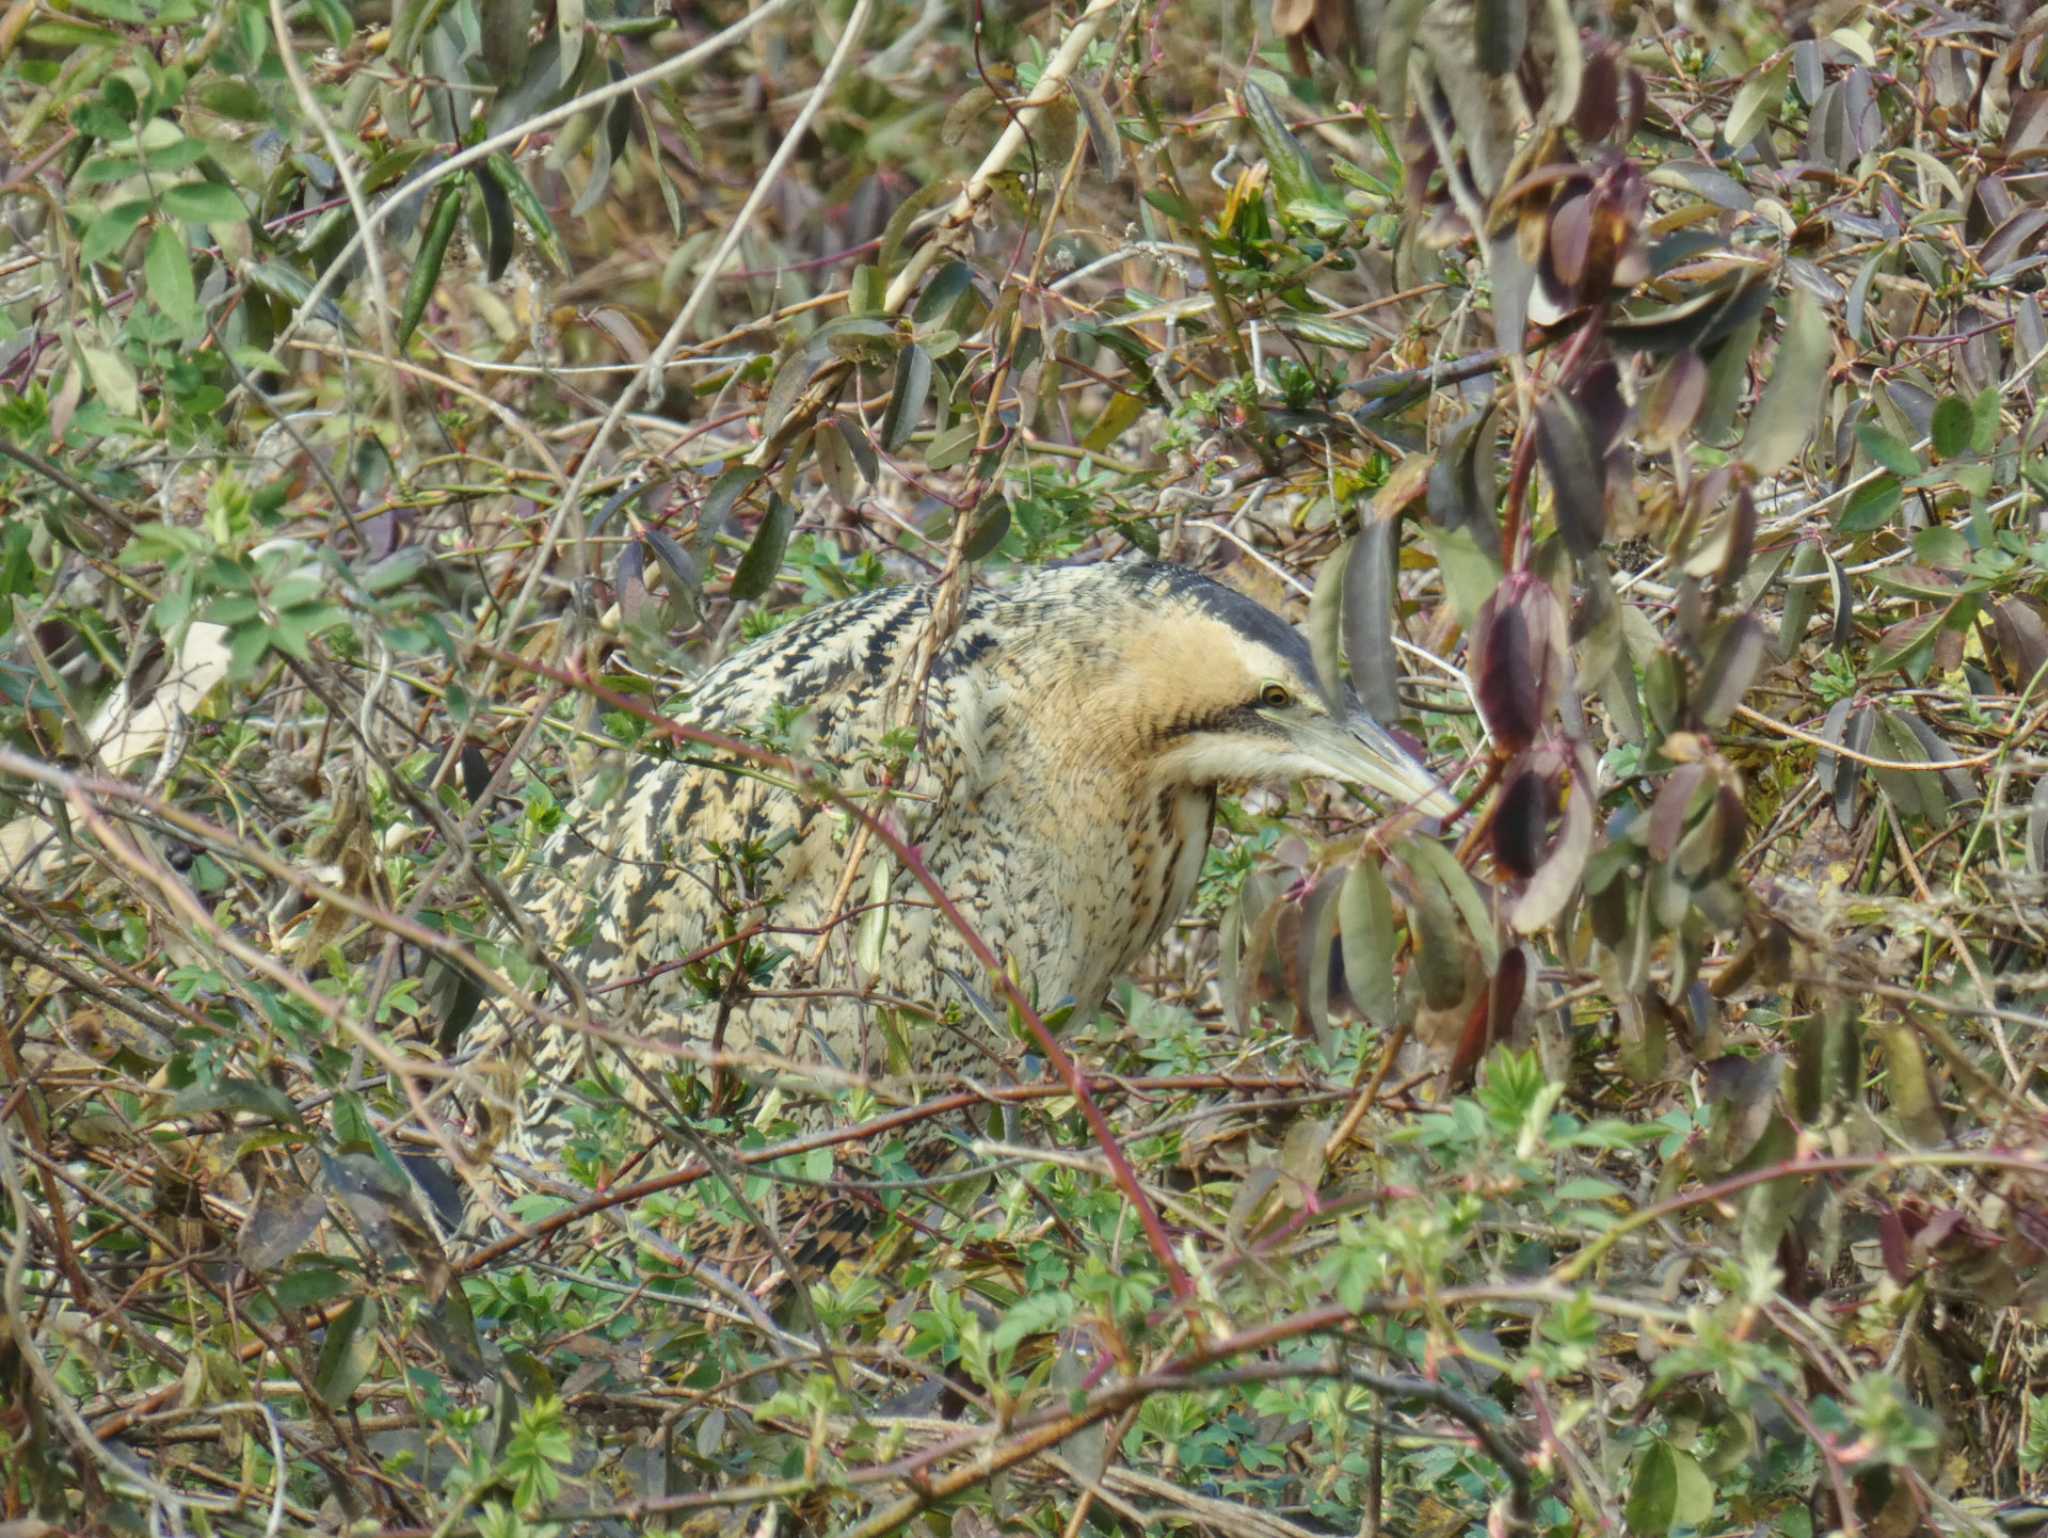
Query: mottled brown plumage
[[462, 559, 1451, 1280]]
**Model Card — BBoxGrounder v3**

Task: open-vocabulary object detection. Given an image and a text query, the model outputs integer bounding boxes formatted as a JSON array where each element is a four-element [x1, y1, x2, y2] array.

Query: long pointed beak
[[1281, 713, 1461, 819]]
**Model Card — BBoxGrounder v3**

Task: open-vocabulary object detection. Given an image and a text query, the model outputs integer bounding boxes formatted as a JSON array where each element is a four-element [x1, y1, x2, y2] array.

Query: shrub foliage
[[2, 0, 2047, 1534]]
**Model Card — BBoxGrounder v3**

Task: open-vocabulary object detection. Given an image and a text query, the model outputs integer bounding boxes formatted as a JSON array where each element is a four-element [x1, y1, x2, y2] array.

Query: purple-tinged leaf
[[1640, 350, 1707, 454], [1536, 394, 1606, 557], [1471, 577, 1557, 753], [1989, 598, 2048, 691], [1696, 615, 1765, 729], [1646, 763, 1707, 862]]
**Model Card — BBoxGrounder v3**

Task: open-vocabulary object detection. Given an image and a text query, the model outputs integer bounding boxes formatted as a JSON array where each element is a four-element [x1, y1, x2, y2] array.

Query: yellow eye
[[1259, 684, 1293, 709]]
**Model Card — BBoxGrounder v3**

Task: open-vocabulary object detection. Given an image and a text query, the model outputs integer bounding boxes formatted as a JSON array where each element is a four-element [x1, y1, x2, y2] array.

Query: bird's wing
[[524, 586, 931, 981]]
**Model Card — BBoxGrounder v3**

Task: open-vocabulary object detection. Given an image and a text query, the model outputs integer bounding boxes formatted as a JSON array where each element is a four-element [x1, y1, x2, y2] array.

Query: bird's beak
[[1279, 712, 1462, 820]]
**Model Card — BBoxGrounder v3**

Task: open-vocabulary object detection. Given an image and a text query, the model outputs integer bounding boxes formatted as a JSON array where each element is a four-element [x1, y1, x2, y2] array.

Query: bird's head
[[1075, 565, 1460, 819]]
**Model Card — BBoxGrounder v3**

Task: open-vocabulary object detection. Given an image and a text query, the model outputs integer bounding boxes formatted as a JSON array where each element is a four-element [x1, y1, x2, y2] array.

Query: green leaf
[[160, 180, 246, 225], [1242, 81, 1346, 235], [1307, 540, 1348, 715], [701, 464, 762, 527], [913, 260, 975, 333], [1142, 186, 1193, 225], [1871, 604, 1947, 674], [81, 199, 149, 265], [1274, 313, 1382, 350], [1724, 58, 1789, 148], [1423, 523, 1503, 628], [1337, 857, 1398, 1031], [813, 315, 900, 363], [0, 524, 33, 601], [314, 1295, 380, 1408], [729, 492, 793, 601], [876, 175, 955, 283], [145, 224, 198, 333], [475, 164, 513, 281], [1625, 1442, 1714, 1537], [879, 343, 932, 454], [143, 140, 216, 175], [927, 420, 980, 471], [848, 262, 884, 316], [229, 621, 273, 678], [1854, 422, 1920, 478], [77, 341, 140, 418], [1837, 474, 1902, 533], [398, 181, 462, 347], [196, 79, 268, 121], [166, 1076, 305, 1127], [1970, 383, 2003, 454], [245, 259, 352, 335], [990, 1291, 1075, 1357], [273, 603, 349, 660], [487, 155, 568, 274], [1398, 835, 1499, 968], [68, 0, 147, 23], [1740, 288, 1829, 475], [1929, 394, 1971, 459]]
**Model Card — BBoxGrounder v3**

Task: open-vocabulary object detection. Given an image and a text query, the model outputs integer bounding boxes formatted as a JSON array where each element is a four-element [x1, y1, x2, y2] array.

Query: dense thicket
[[3, 1, 2047, 1534]]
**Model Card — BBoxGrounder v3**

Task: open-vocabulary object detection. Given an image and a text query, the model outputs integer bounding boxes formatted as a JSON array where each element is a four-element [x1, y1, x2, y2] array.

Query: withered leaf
[[1646, 762, 1707, 862], [1575, 43, 1620, 141], [239, 1184, 328, 1273], [1510, 758, 1593, 934], [1988, 598, 2048, 691], [1640, 350, 1707, 455]]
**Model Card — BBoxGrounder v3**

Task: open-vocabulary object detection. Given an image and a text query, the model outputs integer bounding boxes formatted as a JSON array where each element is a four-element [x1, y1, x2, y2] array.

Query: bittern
[[464, 559, 1453, 1273]]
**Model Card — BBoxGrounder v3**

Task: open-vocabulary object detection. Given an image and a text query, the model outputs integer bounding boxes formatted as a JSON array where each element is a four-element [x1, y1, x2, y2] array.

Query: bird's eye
[[1259, 684, 1293, 709]]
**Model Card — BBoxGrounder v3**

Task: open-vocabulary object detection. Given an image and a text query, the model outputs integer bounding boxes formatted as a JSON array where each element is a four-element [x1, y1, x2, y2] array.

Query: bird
[[455, 557, 1455, 1281]]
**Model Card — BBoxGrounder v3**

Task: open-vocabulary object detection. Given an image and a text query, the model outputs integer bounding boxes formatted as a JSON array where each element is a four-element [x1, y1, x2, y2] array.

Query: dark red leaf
[[1473, 588, 1540, 754], [1575, 44, 1620, 141], [1493, 764, 1552, 878], [1647, 763, 1707, 861], [1878, 1206, 1912, 1285]]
